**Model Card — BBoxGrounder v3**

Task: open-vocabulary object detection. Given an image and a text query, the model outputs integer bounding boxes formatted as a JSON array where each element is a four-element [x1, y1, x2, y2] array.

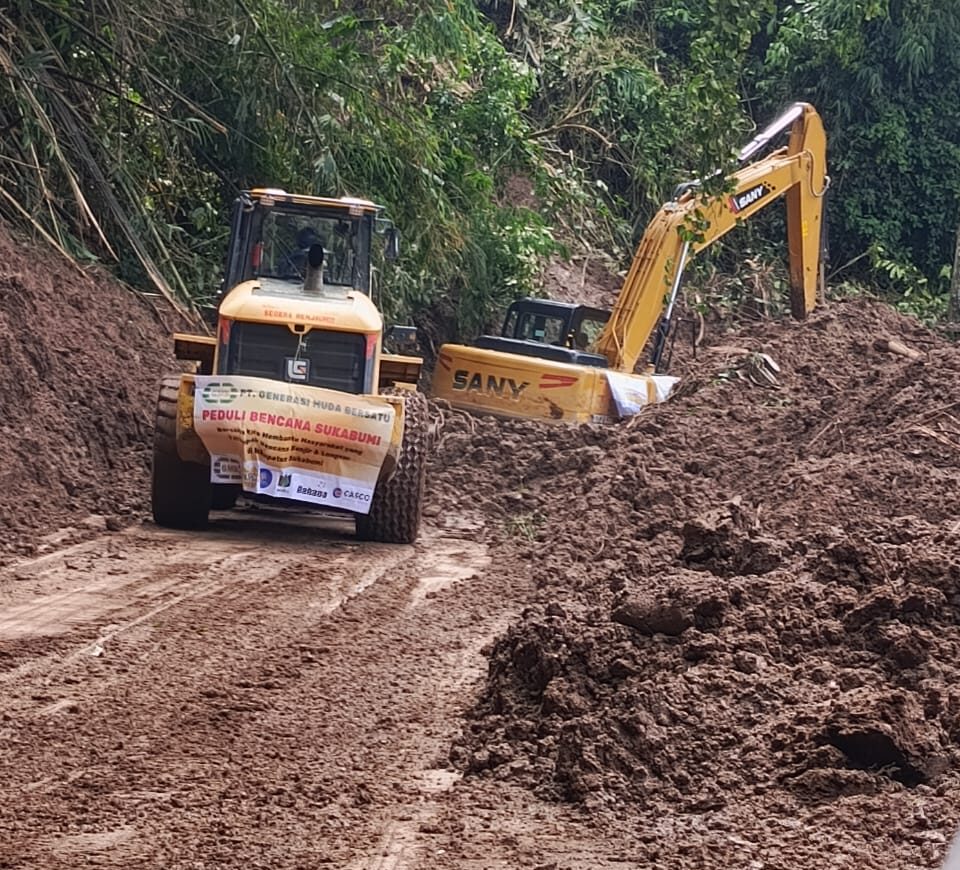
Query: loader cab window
[[257, 211, 358, 287]]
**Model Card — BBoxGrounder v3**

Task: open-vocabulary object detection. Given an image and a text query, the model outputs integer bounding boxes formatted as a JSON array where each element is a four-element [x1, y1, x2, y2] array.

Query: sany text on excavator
[[430, 102, 828, 423]]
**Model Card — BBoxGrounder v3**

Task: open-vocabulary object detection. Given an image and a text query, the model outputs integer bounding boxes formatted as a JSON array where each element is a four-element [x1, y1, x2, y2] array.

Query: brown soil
[[2, 221, 960, 868], [441, 299, 960, 866], [0, 225, 180, 560]]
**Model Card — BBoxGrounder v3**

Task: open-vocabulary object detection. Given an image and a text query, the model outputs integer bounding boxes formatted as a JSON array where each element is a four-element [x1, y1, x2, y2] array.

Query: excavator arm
[[595, 102, 828, 373]]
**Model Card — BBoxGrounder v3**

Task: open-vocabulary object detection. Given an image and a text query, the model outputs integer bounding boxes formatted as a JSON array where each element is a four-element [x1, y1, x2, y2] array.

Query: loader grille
[[222, 322, 368, 393]]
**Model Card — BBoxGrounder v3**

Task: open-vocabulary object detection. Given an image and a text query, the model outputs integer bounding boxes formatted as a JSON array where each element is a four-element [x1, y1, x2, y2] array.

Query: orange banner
[[192, 376, 398, 513]]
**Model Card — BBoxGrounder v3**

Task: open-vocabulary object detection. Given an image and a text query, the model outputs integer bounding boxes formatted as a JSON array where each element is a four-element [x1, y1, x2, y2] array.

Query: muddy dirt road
[[0, 511, 625, 869], [4, 222, 960, 868]]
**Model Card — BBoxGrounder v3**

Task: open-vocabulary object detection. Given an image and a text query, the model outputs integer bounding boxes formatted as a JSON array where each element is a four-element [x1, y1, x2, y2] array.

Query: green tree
[[755, 0, 960, 316]]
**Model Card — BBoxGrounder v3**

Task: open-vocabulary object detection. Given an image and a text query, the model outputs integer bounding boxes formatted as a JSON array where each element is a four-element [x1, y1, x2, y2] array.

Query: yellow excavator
[[431, 102, 828, 423], [153, 188, 426, 543]]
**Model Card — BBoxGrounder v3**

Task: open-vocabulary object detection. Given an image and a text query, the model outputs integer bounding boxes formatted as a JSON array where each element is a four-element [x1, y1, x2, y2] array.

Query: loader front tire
[[151, 376, 212, 529], [355, 390, 427, 544]]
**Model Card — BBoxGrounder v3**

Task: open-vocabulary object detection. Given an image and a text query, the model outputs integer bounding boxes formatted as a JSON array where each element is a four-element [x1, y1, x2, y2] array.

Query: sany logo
[[452, 370, 529, 400], [201, 381, 240, 404], [286, 358, 310, 381], [729, 183, 772, 213]]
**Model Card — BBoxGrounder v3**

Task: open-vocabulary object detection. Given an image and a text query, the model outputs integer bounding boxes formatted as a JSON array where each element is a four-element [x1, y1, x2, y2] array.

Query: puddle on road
[[407, 537, 491, 608]]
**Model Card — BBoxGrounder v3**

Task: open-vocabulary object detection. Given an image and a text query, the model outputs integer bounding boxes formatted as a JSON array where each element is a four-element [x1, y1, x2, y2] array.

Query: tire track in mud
[[0, 513, 524, 870]]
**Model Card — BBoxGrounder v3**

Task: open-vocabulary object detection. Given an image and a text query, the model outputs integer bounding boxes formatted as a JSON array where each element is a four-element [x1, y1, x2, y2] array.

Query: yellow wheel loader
[[152, 189, 427, 543], [431, 102, 829, 423]]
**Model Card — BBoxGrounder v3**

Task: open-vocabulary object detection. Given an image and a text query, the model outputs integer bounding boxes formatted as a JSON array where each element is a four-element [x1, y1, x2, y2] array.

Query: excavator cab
[[473, 299, 611, 368]]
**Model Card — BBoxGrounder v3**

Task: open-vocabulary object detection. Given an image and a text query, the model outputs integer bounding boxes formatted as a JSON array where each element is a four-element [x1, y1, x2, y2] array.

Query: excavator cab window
[[474, 299, 610, 368], [504, 310, 566, 345], [569, 312, 609, 351]]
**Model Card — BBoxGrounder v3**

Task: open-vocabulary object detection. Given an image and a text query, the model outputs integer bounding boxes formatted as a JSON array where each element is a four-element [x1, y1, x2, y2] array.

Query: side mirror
[[384, 227, 400, 261]]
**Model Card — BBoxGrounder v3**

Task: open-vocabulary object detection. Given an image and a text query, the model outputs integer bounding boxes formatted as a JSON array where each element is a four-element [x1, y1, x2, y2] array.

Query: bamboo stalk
[[0, 187, 84, 273]]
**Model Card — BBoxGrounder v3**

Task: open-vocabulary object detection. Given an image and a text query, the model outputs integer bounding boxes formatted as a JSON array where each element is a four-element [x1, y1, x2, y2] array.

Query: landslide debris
[[0, 225, 177, 557], [428, 299, 960, 866]]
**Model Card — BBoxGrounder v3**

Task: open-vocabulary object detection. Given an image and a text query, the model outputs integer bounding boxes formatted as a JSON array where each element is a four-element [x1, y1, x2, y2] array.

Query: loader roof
[[247, 188, 381, 215]]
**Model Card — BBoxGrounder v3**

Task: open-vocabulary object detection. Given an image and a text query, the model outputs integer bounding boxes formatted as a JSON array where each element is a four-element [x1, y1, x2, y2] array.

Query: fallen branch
[[806, 419, 839, 449], [909, 424, 960, 452], [708, 344, 751, 356], [874, 337, 923, 361]]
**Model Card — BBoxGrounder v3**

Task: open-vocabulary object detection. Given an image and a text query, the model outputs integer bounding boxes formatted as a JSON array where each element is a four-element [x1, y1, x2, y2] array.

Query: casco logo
[[201, 381, 240, 404], [334, 487, 370, 502], [286, 358, 310, 382]]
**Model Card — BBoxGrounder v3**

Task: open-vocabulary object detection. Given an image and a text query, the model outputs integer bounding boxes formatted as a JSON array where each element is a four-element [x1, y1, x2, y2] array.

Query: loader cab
[[222, 189, 385, 296], [175, 188, 419, 393], [194, 189, 410, 395], [473, 299, 611, 367]]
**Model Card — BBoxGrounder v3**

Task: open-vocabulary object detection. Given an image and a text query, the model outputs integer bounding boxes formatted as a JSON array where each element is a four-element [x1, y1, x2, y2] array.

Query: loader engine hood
[[219, 279, 384, 333]]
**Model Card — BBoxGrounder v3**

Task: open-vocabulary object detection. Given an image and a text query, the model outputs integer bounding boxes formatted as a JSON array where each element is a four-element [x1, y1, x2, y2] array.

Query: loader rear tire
[[151, 376, 211, 529], [355, 389, 427, 544]]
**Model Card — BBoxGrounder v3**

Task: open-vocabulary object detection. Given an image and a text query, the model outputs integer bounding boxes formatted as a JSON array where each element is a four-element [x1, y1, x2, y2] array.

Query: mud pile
[[428, 299, 960, 860], [0, 225, 177, 558]]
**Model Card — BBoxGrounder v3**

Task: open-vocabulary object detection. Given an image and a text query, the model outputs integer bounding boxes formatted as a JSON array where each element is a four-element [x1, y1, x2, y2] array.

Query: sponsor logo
[[286, 358, 310, 381], [296, 484, 329, 499], [213, 457, 240, 478], [278, 473, 292, 488], [201, 381, 240, 404], [729, 183, 772, 213], [452, 369, 529, 400], [333, 486, 370, 503], [259, 468, 273, 488]]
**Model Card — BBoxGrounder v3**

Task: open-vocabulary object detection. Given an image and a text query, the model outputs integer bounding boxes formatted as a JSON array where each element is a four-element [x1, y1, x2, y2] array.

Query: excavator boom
[[596, 102, 828, 372]]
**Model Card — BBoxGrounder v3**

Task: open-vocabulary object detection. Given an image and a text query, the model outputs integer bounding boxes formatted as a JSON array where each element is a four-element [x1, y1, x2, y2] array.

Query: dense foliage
[[0, 0, 557, 332], [1, 0, 957, 330], [755, 0, 960, 320]]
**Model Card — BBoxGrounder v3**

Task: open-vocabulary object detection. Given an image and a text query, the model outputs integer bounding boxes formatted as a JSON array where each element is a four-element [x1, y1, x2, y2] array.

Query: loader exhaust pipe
[[304, 243, 325, 294]]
